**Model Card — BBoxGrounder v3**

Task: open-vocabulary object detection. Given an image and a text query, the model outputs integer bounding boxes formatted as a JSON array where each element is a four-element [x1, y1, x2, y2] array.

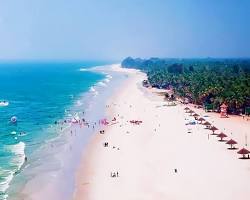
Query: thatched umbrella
[[184, 107, 189, 111], [187, 110, 194, 116], [203, 121, 211, 126], [237, 148, 250, 159], [210, 126, 218, 135], [217, 132, 227, 141], [203, 121, 211, 128], [193, 113, 199, 119], [198, 117, 205, 123], [226, 139, 237, 149]]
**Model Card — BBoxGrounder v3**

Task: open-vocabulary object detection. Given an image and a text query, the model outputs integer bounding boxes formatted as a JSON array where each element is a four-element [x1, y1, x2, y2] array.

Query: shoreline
[[73, 67, 250, 200], [7, 64, 128, 200], [73, 66, 143, 199]]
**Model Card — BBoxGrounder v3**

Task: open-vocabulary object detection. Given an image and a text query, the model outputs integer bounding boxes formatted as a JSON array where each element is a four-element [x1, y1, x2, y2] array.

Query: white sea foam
[[104, 78, 110, 83], [89, 87, 98, 96], [9, 142, 26, 171], [1, 142, 26, 196], [0, 169, 13, 194], [106, 74, 112, 79], [79, 68, 87, 71], [97, 81, 107, 87], [89, 86, 95, 92]]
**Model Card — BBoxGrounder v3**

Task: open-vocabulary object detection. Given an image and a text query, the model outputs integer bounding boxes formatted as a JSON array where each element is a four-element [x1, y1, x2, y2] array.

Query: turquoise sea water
[[0, 61, 107, 199]]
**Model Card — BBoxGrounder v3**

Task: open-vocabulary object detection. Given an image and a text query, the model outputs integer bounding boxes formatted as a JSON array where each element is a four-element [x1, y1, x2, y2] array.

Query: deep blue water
[[0, 61, 106, 199]]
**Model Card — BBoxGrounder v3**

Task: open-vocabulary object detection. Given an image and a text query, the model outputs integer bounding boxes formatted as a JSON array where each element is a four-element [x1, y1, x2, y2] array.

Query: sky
[[0, 0, 249, 61]]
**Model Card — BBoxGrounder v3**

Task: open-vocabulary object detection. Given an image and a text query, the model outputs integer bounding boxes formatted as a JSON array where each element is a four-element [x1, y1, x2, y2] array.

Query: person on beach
[[110, 172, 119, 177], [104, 142, 108, 147]]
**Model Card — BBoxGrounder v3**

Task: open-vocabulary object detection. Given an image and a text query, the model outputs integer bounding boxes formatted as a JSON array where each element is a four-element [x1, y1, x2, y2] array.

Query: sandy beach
[[73, 66, 250, 200]]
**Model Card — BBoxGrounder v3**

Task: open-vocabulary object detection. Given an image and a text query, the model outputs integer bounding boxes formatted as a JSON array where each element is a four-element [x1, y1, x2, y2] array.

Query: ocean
[[0, 61, 122, 200]]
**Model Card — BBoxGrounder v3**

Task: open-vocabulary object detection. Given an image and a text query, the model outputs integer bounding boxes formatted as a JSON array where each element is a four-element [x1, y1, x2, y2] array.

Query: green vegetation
[[122, 57, 250, 114]]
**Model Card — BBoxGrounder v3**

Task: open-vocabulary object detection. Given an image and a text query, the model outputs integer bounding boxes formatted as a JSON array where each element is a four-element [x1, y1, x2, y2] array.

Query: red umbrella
[[237, 148, 250, 159], [226, 139, 237, 149], [217, 132, 227, 141], [210, 126, 218, 135]]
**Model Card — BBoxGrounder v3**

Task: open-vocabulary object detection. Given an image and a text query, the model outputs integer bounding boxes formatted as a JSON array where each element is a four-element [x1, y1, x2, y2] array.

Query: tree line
[[122, 57, 250, 114]]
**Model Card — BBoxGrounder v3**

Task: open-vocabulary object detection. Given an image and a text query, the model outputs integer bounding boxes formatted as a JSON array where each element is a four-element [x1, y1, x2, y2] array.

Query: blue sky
[[0, 0, 249, 60]]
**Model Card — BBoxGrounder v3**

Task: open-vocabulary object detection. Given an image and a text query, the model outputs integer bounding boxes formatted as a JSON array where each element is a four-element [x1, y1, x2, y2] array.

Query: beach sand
[[73, 66, 250, 200]]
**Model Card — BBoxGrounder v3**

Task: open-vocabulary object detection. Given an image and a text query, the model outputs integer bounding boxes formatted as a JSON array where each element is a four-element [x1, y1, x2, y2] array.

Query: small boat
[[0, 101, 9, 107]]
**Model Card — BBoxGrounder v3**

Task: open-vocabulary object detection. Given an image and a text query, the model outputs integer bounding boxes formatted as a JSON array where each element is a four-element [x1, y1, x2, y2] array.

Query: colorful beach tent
[[237, 148, 250, 159]]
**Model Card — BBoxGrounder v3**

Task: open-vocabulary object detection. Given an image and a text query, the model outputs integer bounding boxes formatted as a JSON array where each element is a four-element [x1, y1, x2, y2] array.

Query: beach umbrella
[[237, 148, 250, 159], [198, 117, 205, 123], [210, 126, 218, 135], [186, 110, 192, 113], [217, 132, 227, 141], [193, 113, 199, 120], [203, 121, 211, 125], [187, 110, 194, 116], [203, 121, 211, 128], [184, 107, 189, 110], [226, 139, 237, 149]]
